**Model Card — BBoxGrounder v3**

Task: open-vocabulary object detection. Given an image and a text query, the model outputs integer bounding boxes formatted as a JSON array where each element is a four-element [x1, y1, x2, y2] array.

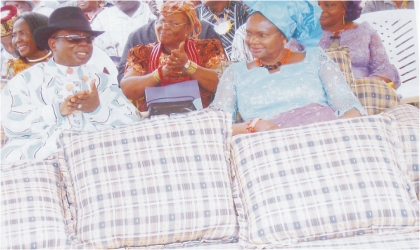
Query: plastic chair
[[356, 9, 419, 104]]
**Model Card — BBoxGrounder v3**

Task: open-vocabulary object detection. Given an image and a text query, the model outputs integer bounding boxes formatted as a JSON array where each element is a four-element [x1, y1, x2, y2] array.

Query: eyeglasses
[[53, 35, 94, 44], [156, 20, 187, 28]]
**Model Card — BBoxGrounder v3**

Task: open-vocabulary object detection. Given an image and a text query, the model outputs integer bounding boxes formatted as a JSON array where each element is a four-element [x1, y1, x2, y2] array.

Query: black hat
[[33, 7, 104, 50]]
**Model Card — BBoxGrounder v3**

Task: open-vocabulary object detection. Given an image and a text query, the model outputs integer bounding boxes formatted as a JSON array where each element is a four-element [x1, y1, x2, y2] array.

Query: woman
[[6, 11, 50, 77], [77, 0, 104, 23], [318, 0, 400, 88], [210, 0, 366, 135], [120, 1, 225, 111]]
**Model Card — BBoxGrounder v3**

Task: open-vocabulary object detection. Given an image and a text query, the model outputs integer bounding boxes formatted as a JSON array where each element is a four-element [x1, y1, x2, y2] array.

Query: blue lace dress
[[210, 47, 367, 123]]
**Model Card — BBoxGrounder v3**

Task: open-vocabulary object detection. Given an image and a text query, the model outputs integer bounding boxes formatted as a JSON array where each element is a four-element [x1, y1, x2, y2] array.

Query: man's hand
[[60, 80, 100, 116]]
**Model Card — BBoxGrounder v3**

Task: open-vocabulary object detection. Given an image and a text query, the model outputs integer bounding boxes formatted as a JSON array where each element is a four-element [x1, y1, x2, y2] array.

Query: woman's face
[[156, 12, 192, 48], [245, 13, 285, 62], [318, 1, 346, 29], [77, 0, 102, 12], [12, 18, 40, 58]]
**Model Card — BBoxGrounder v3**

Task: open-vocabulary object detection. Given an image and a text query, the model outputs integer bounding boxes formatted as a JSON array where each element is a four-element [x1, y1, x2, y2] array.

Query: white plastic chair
[[356, 9, 419, 104]]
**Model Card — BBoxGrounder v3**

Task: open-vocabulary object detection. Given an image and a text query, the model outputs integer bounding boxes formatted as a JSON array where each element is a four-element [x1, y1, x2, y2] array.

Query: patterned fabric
[[352, 77, 400, 115], [324, 46, 355, 86], [210, 47, 366, 123], [1, 158, 71, 249], [196, 1, 249, 60], [319, 22, 400, 87], [124, 39, 226, 111], [282, 232, 419, 249], [5, 58, 30, 78], [382, 104, 419, 124], [229, 115, 419, 248], [1, 58, 139, 161], [57, 109, 239, 248]]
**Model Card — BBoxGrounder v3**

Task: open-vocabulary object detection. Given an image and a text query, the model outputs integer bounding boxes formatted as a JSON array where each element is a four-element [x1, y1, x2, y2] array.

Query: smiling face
[[48, 29, 93, 66], [12, 18, 44, 59], [245, 12, 285, 62], [318, 1, 346, 30], [156, 12, 192, 50]]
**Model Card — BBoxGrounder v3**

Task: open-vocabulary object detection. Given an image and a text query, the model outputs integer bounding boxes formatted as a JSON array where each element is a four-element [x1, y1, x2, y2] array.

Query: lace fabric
[[210, 47, 367, 123], [318, 22, 400, 87]]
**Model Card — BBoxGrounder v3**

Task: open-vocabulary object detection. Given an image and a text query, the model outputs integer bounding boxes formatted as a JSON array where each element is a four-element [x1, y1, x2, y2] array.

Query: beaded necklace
[[256, 48, 291, 70], [207, 1, 232, 35]]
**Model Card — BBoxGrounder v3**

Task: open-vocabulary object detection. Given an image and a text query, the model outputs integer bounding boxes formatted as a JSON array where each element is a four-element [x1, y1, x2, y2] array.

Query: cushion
[[324, 46, 400, 115], [1, 158, 71, 249], [324, 46, 355, 86], [229, 115, 419, 248], [57, 109, 238, 248]]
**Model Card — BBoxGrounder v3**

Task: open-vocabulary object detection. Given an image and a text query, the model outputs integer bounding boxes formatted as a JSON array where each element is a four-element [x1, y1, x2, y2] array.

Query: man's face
[[113, 1, 139, 13], [48, 29, 94, 66], [4, 1, 33, 13]]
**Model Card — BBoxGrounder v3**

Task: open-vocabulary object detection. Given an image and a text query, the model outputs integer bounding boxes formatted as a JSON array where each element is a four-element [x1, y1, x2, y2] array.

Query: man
[[1, 7, 139, 161], [3, 0, 54, 16], [362, 0, 415, 14], [196, 0, 249, 60], [91, 0, 156, 57]]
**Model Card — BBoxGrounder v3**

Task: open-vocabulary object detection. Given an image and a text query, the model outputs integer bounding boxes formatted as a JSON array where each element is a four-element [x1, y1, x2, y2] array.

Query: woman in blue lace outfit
[[210, 0, 366, 135]]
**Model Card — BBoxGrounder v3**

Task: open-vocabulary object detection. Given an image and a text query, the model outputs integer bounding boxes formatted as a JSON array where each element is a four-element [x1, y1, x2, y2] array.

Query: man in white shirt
[[91, 0, 156, 57]]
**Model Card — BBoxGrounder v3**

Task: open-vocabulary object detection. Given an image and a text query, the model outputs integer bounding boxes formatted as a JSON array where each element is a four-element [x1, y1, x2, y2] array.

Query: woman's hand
[[166, 41, 189, 71], [232, 119, 280, 135], [60, 80, 100, 116]]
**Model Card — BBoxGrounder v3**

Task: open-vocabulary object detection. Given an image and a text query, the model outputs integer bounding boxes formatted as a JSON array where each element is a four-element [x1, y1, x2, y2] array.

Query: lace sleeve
[[368, 31, 401, 87], [318, 51, 367, 117], [209, 65, 238, 122]]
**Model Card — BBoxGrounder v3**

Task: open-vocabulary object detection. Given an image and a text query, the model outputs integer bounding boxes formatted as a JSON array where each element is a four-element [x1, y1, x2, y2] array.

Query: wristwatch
[[184, 60, 191, 70]]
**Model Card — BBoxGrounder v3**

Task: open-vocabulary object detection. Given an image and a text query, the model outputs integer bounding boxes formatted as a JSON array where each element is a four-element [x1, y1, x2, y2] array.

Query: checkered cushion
[[57, 109, 238, 248], [229, 115, 419, 248], [324, 46, 354, 86], [383, 104, 419, 124], [1, 158, 71, 249]]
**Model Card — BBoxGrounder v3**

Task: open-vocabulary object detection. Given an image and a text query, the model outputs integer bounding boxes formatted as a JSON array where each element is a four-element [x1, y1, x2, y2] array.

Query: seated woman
[[120, 1, 226, 112], [6, 11, 51, 77], [318, 0, 400, 88], [210, 0, 367, 135]]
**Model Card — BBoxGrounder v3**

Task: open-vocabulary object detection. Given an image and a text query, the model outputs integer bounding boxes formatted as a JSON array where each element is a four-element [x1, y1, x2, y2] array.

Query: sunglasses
[[53, 35, 94, 44]]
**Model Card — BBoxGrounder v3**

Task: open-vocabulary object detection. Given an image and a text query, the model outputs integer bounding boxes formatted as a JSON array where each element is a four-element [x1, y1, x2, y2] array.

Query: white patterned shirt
[[1, 59, 139, 161], [91, 2, 156, 56]]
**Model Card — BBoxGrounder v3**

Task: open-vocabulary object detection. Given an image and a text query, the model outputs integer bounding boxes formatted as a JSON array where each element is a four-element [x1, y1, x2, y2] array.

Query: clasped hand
[[161, 41, 189, 77], [60, 79, 100, 116]]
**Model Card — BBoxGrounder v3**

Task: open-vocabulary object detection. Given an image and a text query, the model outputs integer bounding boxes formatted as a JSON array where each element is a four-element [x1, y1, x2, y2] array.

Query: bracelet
[[387, 81, 396, 89], [246, 118, 262, 133], [152, 69, 161, 82], [185, 61, 198, 75], [157, 66, 164, 80]]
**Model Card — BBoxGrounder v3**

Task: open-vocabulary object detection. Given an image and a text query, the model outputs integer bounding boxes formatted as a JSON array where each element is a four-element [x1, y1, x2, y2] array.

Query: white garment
[[32, 1, 54, 17], [91, 2, 156, 56], [89, 45, 118, 79], [1, 45, 16, 77]]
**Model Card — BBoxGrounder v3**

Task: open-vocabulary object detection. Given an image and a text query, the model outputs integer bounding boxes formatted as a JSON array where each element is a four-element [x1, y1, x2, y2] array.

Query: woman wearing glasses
[[120, 1, 226, 112], [210, 0, 366, 135], [5, 11, 50, 78]]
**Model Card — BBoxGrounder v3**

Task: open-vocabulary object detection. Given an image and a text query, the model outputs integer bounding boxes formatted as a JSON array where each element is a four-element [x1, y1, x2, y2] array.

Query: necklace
[[207, 1, 232, 35], [329, 24, 348, 49], [256, 48, 291, 70], [27, 51, 52, 63]]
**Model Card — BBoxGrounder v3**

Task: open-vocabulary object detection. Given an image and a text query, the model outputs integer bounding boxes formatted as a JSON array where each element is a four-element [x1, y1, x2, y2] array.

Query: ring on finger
[[78, 104, 82, 109]]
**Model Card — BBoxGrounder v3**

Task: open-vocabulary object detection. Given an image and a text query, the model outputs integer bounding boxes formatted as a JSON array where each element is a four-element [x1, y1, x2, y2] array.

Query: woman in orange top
[[120, 1, 226, 111]]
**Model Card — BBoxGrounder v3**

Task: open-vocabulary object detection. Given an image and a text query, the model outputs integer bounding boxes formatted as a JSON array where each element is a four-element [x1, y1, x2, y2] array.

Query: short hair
[[343, 0, 362, 22]]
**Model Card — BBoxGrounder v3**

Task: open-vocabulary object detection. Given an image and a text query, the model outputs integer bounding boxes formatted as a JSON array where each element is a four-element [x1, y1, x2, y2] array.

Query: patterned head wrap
[[160, 1, 202, 39], [246, 0, 322, 47], [1, 5, 18, 37]]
